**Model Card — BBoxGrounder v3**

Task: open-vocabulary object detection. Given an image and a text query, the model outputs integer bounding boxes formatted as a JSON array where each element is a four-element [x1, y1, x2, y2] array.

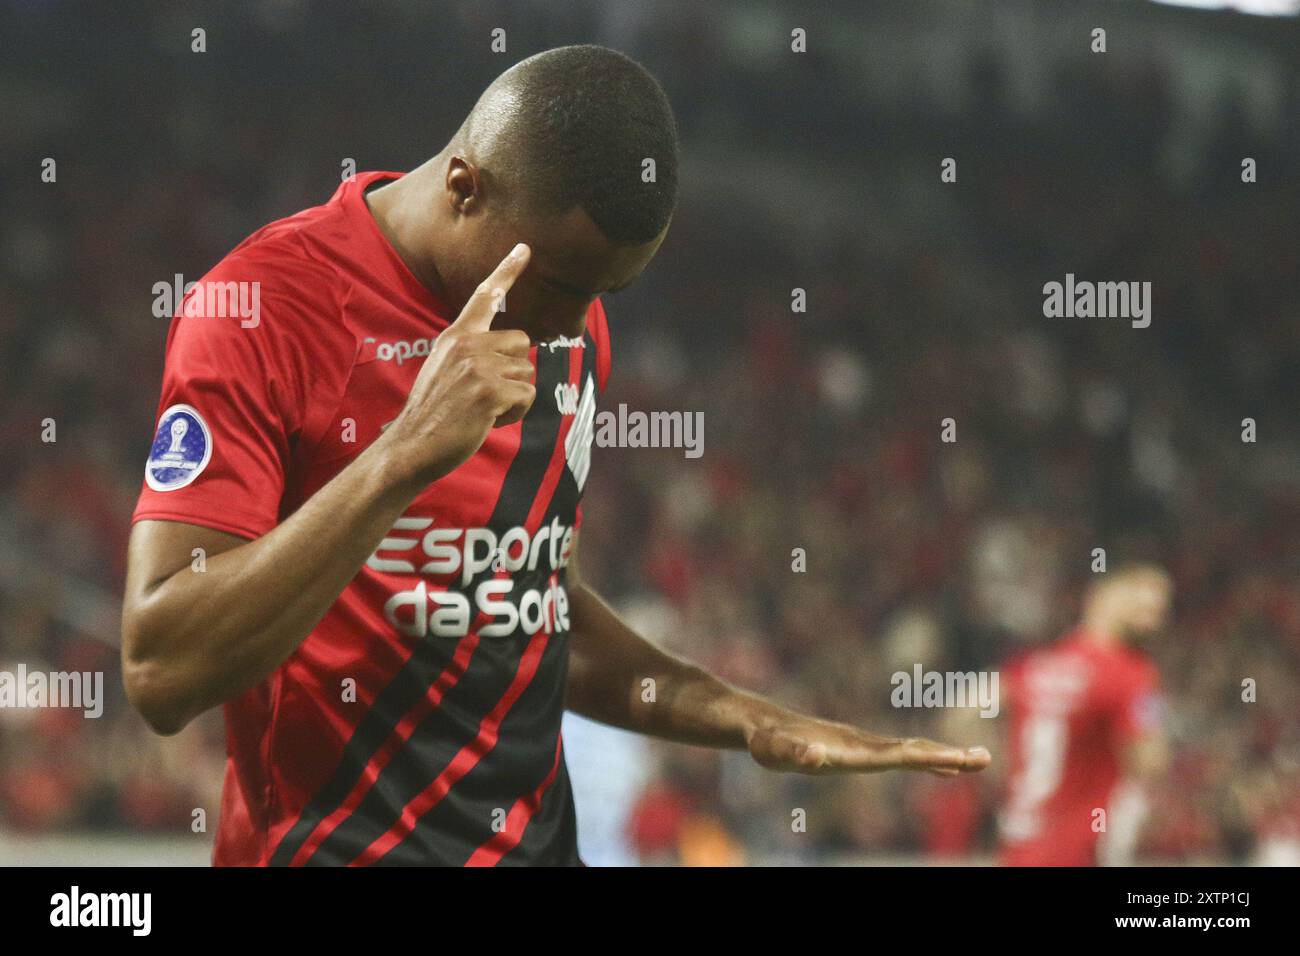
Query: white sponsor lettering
[[369, 517, 575, 639]]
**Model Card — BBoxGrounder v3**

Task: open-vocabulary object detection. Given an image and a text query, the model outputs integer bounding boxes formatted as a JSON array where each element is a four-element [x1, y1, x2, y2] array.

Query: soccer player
[[998, 563, 1172, 866], [121, 45, 990, 866]]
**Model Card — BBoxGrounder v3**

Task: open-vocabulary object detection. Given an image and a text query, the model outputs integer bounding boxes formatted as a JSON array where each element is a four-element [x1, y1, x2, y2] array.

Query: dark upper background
[[0, 0, 1296, 864]]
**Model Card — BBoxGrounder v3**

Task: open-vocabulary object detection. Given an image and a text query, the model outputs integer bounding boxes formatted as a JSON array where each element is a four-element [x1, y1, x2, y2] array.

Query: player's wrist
[[726, 690, 788, 748], [366, 426, 447, 497]]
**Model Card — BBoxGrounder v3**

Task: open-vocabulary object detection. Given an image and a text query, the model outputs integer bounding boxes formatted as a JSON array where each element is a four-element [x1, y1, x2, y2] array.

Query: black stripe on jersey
[[269, 343, 572, 866], [505, 741, 581, 865], [377, 335, 599, 865]]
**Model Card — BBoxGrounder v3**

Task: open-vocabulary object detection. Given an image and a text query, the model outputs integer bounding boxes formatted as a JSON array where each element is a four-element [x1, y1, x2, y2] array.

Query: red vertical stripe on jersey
[[286, 628, 482, 866], [464, 733, 564, 866], [348, 626, 553, 866], [525, 345, 586, 531]]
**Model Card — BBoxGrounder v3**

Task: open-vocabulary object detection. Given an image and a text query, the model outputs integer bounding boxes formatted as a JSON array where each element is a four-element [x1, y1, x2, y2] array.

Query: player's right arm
[[122, 244, 535, 736]]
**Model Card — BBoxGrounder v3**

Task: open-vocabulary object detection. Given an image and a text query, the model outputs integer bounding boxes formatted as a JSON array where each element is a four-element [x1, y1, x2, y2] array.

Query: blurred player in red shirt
[[999, 563, 1172, 866]]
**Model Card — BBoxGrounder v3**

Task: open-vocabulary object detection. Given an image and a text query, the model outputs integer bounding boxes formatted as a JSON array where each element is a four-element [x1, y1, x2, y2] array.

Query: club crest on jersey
[[145, 404, 212, 491]]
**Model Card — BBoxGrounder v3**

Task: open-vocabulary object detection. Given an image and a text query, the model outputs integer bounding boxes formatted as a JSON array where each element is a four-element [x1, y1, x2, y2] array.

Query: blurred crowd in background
[[1, 0, 1296, 864]]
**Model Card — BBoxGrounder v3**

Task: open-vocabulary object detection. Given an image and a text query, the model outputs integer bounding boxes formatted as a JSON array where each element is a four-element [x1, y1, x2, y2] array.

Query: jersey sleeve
[[132, 256, 314, 540], [1112, 658, 1164, 746]]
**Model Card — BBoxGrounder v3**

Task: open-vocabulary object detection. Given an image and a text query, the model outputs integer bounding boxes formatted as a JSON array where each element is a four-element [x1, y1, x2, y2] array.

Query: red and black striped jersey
[[133, 171, 611, 865]]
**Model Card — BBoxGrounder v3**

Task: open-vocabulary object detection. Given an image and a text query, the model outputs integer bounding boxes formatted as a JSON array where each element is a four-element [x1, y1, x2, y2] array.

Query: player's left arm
[[563, 533, 990, 776], [1098, 667, 1168, 865], [1119, 663, 1169, 781]]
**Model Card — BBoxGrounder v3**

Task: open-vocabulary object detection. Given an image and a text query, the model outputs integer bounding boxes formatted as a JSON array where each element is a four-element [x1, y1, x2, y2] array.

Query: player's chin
[[533, 318, 587, 344]]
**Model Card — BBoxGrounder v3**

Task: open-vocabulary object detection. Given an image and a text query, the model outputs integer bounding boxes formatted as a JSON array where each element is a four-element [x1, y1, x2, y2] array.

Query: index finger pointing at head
[[453, 242, 532, 333]]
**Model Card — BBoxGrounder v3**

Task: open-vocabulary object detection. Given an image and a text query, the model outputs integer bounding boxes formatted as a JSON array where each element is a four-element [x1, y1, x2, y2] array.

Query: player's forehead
[[523, 205, 664, 295]]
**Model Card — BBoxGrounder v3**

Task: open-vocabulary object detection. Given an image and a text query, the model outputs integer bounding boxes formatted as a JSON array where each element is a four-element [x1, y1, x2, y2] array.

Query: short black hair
[[481, 45, 679, 244]]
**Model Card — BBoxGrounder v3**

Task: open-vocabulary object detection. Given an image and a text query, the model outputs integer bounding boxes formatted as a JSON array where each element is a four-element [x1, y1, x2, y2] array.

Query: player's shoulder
[[166, 240, 350, 366], [217, 204, 351, 310], [167, 182, 375, 361], [1087, 638, 1153, 676], [217, 171, 404, 301], [1001, 646, 1032, 679], [1114, 644, 1160, 689], [159, 245, 356, 420], [1005, 632, 1096, 703], [1076, 644, 1158, 722]]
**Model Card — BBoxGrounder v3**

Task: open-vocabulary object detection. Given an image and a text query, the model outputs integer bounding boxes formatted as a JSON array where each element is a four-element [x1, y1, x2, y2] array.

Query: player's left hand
[[746, 714, 991, 777]]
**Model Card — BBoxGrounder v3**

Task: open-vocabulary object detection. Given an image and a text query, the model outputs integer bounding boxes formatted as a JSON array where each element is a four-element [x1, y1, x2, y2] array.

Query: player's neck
[[364, 169, 451, 304], [1078, 620, 1121, 647]]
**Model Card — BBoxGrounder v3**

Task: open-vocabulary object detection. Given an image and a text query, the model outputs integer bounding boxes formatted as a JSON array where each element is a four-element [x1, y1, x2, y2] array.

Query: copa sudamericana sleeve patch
[[145, 403, 213, 491]]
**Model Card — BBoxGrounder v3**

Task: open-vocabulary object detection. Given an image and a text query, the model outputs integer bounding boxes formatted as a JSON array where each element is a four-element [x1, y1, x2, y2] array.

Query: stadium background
[[0, 0, 1297, 865]]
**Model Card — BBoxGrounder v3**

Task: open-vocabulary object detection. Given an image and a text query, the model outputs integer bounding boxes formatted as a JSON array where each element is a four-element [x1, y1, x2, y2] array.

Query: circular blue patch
[[145, 404, 212, 491]]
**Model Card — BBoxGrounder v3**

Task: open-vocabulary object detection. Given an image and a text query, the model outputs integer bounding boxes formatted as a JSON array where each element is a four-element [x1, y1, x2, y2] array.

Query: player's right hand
[[385, 242, 536, 483]]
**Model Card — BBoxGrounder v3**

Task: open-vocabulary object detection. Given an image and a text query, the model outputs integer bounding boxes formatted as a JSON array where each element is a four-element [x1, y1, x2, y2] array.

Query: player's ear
[[445, 156, 483, 215]]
